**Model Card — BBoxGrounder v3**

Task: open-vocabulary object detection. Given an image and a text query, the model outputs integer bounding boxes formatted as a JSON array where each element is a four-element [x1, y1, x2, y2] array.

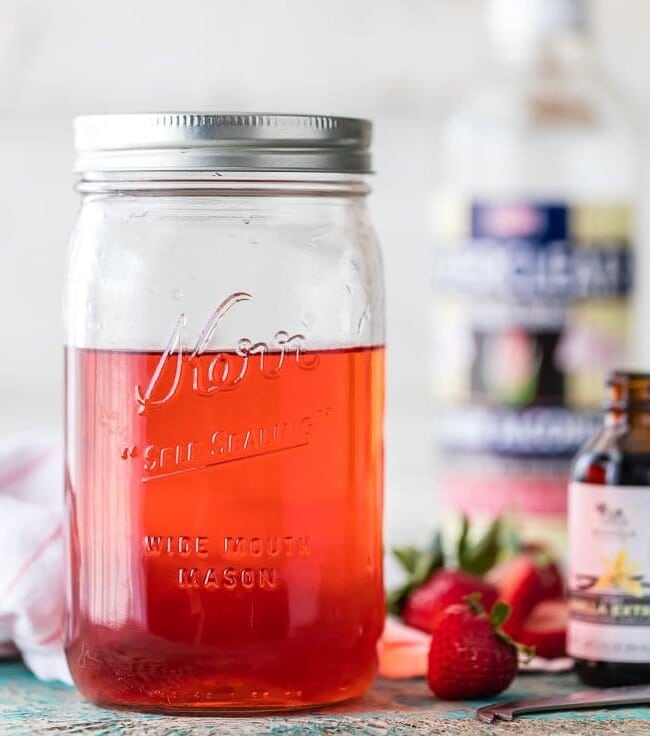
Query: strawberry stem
[[463, 592, 486, 615], [486, 599, 537, 663], [489, 600, 510, 629]]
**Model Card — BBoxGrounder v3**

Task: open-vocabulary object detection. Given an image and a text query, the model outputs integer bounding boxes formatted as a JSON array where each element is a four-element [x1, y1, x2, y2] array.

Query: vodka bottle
[[432, 0, 641, 553]]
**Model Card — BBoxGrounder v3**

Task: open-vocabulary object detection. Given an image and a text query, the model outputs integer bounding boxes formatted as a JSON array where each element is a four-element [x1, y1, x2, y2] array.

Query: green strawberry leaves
[[387, 516, 504, 615], [457, 516, 502, 576], [387, 531, 444, 615], [463, 594, 536, 663], [488, 600, 511, 629], [392, 545, 427, 575]]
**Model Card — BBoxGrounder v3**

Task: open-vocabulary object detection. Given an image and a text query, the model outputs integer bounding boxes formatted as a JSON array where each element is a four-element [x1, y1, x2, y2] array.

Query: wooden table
[[1, 661, 649, 735]]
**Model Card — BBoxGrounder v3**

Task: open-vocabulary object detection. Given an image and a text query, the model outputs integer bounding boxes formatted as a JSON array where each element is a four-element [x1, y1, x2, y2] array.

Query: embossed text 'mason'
[[178, 567, 279, 591], [141, 534, 313, 592]]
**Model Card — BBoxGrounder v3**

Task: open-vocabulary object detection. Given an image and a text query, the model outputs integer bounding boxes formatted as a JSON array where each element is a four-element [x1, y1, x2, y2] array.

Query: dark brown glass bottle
[[569, 372, 650, 687]]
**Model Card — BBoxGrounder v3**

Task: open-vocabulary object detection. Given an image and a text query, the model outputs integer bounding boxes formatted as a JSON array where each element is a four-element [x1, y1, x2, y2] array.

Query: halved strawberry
[[377, 619, 431, 679], [487, 553, 563, 637], [519, 599, 567, 660], [403, 569, 498, 633]]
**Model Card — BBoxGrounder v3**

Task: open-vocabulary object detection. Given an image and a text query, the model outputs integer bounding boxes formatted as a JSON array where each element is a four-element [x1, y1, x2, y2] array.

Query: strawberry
[[488, 553, 563, 637], [377, 619, 431, 679], [403, 569, 498, 633], [387, 517, 502, 630], [519, 599, 568, 660], [427, 595, 532, 700]]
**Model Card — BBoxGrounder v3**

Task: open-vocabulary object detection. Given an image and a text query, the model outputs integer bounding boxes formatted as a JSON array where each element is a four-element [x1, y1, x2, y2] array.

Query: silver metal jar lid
[[74, 112, 372, 175]]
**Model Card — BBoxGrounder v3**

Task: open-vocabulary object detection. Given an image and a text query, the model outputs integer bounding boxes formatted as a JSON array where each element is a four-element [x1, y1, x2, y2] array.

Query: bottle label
[[568, 482, 650, 663], [432, 198, 633, 528]]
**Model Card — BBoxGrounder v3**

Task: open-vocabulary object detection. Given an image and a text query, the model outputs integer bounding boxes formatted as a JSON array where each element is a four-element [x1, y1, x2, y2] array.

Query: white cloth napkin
[[0, 435, 72, 684]]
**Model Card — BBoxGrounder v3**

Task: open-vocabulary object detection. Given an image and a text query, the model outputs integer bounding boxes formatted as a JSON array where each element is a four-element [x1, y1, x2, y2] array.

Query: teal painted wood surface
[[0, 661, 649, 735]]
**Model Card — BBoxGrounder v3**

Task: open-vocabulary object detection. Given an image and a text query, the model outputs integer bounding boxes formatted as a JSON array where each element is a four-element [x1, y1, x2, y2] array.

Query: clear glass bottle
[[431, 0, 640, 553], [569, 372, 650, 686], [64, 113, 385, 713]]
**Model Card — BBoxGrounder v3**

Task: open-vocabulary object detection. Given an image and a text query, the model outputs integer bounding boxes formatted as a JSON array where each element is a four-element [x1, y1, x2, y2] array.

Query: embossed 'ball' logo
[[135, 292, 318, 415]]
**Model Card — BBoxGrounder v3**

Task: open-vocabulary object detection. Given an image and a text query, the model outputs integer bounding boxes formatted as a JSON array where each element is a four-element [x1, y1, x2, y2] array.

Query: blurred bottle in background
[[431, 0, 641, 555]]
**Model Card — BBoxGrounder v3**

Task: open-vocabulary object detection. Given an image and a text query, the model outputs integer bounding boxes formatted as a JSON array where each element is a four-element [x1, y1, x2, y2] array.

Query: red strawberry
[[387, 518, 502, 621], [488, 553, 563, 637], [403, 569, 498, 633], [519, 599, 568, 660], [427, 595, 532, 700]]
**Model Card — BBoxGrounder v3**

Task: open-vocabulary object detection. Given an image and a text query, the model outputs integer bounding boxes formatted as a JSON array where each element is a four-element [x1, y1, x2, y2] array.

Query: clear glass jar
[[64, 113, 385, 713]]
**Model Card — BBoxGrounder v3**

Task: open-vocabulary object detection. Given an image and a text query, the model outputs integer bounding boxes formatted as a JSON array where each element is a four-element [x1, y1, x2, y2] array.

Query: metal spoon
[[477, 684, 650, 723]]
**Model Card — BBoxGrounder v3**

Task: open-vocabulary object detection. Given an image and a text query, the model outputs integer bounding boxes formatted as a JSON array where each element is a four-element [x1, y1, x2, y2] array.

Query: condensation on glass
[[64, 113, 385, 713]]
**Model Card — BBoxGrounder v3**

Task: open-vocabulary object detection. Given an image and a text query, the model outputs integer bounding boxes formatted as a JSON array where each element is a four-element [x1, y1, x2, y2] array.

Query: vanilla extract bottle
[[569, 372, 650, 686]]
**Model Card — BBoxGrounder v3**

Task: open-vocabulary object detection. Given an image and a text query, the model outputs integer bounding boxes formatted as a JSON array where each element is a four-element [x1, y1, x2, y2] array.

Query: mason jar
[[64, 113, 385, 713]]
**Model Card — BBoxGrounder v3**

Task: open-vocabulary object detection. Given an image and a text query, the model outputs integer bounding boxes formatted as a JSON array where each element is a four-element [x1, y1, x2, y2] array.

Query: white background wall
[[1, 0, 649, 552]]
